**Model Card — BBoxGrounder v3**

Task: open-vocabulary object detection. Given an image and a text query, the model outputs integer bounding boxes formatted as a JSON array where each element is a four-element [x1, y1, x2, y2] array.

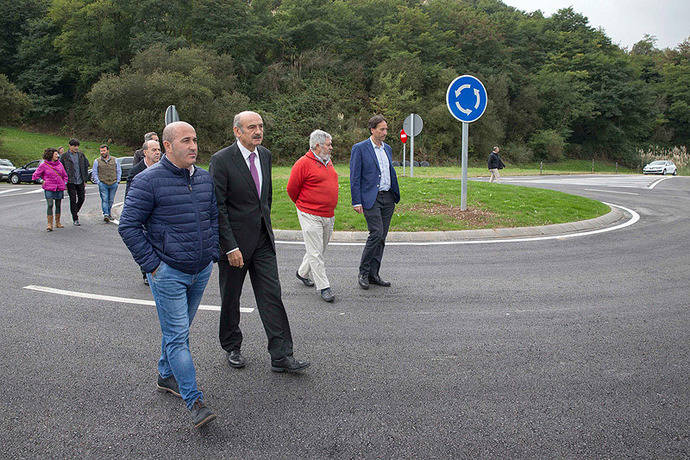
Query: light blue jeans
[[98, 182, 118, 216], [147, 260, 213, 409]]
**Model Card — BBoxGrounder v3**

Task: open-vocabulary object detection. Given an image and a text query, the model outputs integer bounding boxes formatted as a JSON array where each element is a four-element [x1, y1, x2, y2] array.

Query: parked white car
[[643, 160, 677, 175], [0, 159, 15, 181]]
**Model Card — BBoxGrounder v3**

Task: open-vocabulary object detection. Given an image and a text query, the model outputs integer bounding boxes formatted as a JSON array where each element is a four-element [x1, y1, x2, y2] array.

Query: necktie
[[248, 152, 261, 196]]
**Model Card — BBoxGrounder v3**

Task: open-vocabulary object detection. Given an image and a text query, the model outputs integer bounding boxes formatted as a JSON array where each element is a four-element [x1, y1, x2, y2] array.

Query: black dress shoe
[[296, 270, 314, 287], [227, 350, 246, 368], [271, 356, 311, 373], [358, 273, 370, 290], [369, 275, 391, 287], [320, 287, 335, 302]]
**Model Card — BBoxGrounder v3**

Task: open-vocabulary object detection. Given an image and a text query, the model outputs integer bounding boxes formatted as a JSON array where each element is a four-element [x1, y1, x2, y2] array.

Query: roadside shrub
[[86, 45, 249, 158], [0, 74, 31, 124], [502, 142, 533, 164], [529, 129, 565, 162], [638, 145, 688, 169]]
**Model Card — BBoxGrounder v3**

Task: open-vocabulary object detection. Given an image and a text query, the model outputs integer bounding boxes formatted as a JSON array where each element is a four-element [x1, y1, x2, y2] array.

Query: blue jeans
[[98, 182, 118, 216], [147, 260, 213, 409]]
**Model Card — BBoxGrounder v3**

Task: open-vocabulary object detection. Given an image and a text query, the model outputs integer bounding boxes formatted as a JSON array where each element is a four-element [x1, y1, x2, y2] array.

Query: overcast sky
[[502, 0, 690, 50]]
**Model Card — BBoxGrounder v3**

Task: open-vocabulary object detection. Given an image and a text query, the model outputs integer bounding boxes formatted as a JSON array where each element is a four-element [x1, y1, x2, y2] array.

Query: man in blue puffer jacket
[[118, 121, 220, 429]]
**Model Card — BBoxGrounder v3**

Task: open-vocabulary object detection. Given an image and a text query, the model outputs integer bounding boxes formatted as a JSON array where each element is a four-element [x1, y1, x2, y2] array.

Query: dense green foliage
[[2, 0, 688, 165]]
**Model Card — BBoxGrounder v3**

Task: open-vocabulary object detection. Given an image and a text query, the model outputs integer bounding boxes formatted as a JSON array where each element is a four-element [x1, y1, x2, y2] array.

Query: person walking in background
[[287, 129, 338, 303], [126, 139, 161, 198], [32, 148, 68, 231], [350, 114, 400, 290], [92, 144, 121, 222], [60, 138, 89, 226], [209, 110, 310, 373], [119, 121, 219, 429], [488, 146, 505, 183], [57, 146, 65, 159], [125, 138, 161, 286], [133, 132, 159, 165]]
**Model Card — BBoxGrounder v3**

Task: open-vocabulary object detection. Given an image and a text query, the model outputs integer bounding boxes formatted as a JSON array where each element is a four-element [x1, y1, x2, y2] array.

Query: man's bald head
[[162, 121, 197, 169], [162, 121, 193, 145]]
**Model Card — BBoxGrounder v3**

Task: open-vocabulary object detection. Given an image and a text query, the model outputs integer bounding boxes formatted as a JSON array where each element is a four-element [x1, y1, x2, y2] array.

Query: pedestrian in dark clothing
[[60, 138, 90, 225], [119, 121, 219, 429], [488, 146, 505, 183], [132, 132, 159, 165]]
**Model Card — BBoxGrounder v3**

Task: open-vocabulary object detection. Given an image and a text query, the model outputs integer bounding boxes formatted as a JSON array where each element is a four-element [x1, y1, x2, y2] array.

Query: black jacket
[[125, 159, 148, 198], [60, 150, 90, 184], [488, 152, 505, 170], [209, 141, 275, 256]]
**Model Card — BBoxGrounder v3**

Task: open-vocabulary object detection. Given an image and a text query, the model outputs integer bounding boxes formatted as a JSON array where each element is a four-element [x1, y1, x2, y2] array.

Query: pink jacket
[[33, 160, 68, 191]]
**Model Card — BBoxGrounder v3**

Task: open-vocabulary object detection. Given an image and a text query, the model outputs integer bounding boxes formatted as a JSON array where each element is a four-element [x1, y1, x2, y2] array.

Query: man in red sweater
[[287, 130, 339, 302]]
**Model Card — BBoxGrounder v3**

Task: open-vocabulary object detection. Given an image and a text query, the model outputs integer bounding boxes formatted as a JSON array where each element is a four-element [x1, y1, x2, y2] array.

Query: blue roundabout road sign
[[446, 75, 488, 123]]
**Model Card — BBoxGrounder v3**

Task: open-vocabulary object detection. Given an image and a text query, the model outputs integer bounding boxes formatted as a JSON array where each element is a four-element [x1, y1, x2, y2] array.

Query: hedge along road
[[0, 175, 687, 458]]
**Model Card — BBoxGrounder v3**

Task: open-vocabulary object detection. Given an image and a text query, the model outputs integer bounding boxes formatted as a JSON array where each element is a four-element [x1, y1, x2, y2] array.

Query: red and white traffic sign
[[400, 130, 408, 144]]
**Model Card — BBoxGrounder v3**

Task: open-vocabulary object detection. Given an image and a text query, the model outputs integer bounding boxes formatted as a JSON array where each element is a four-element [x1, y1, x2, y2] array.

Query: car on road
[[643, 160, 677, 175], [87, 156, 135, 183], [0, 159, 15, 181], [7, 160, 43, 184]]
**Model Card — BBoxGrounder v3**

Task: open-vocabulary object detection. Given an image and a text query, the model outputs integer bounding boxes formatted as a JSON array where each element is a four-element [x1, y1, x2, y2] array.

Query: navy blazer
[[349, 139, 400, 209]]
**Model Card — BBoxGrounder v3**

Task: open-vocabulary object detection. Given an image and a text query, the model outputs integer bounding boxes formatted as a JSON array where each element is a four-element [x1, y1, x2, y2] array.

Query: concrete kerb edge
[[274, 204, 626, 243], [113, 200, 627, 244]]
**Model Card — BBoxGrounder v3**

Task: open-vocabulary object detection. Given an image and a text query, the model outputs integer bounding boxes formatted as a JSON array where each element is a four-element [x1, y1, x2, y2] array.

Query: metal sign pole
[[402, 143, 406, 176], [461, 122, 468, 211], [410, 115, 415, 177]]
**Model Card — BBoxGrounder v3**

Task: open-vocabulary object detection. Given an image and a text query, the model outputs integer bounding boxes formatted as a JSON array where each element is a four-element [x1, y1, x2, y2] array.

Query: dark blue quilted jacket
[[118, 155, 219, 274]]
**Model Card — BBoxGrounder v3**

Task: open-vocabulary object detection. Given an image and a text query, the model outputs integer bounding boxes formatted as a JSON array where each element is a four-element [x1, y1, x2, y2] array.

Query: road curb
[[275, 205, 626, 243], [112, 201, 627, 243]]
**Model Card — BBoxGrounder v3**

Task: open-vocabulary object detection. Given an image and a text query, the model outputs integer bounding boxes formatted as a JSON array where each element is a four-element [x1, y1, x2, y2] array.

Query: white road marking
[[0, 189, 17, 195], [648, 176, 673, 190], [276, 203, 640, 246], [502, 175, 658, 189], [23, 285, 254, 313], [584, 189, 639, 195], [18, 189, 45, 195]]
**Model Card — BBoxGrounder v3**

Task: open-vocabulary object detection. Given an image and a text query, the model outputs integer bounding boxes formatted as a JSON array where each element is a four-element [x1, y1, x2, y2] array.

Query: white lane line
[[276, 203, 640, 246], [648, 176, 673, 190], [584, 189, 639, 195], [18, 189, 45, 195], [22, 285, 254, 313], [0, 189, 17, 195]]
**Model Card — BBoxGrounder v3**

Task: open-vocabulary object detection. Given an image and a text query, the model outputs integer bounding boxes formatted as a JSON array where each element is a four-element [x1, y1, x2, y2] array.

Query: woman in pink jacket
[[32, 148, 68, 231]]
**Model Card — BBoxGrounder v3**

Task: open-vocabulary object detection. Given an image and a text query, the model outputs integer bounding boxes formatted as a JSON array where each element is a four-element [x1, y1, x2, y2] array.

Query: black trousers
[[218, 227, 294, 361], [360, 190, 396, 277], [66, 182, 86, 221]]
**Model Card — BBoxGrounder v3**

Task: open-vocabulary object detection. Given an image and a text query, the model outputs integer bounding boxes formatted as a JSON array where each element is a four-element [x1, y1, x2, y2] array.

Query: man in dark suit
[[209, 111, 310, 373], [350, 114, 401, 290]]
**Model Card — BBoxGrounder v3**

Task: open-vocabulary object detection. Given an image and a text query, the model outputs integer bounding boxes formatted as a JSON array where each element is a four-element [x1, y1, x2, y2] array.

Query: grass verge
[[0, 126, 130, 165], [271, 177, 610, 231]]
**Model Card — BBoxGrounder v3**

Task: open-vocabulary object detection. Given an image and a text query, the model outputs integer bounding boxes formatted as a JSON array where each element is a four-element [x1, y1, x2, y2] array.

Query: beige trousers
[[489, 168, 500, 183], [297, 209, 335, 291]]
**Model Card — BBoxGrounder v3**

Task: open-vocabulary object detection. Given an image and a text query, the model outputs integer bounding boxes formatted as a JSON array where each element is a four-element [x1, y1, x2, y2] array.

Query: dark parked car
[[87, 156, 135, 183], [8, 160, 43, 184]]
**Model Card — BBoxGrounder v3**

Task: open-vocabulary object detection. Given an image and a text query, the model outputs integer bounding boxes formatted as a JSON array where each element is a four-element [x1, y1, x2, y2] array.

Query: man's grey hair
[[143, 139, 159, 151], [309, 130, 332, 150], [233, 111, 261, 130], [144, 132, 158, 141]]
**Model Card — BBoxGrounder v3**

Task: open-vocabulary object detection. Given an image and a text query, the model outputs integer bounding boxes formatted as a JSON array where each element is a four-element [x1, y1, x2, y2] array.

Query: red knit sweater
[[286, 150, 339, 217]]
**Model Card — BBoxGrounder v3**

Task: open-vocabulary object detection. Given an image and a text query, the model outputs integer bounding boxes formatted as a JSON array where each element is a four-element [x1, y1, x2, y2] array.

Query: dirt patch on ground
[[398, 202, 499, 227]]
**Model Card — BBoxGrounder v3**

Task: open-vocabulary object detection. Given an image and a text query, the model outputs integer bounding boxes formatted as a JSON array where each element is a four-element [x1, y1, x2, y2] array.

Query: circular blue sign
[[446, 75, 488, 123]]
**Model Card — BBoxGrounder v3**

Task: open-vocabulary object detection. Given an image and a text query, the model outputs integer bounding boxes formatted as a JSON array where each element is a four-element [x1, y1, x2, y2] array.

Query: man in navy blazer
[[350, 114, 400, 289]]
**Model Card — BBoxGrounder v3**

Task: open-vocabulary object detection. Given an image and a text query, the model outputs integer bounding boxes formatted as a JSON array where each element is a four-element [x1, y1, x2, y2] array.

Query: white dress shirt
[[370, 139, 391, 191]]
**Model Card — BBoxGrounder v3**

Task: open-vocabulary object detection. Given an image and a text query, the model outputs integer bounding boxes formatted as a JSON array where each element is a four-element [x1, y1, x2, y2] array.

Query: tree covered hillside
[[1, 0, 688, 165]]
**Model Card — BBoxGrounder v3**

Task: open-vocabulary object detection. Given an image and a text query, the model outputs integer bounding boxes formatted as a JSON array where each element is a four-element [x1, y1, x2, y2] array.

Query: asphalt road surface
[[1, 175, 688, 458]]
